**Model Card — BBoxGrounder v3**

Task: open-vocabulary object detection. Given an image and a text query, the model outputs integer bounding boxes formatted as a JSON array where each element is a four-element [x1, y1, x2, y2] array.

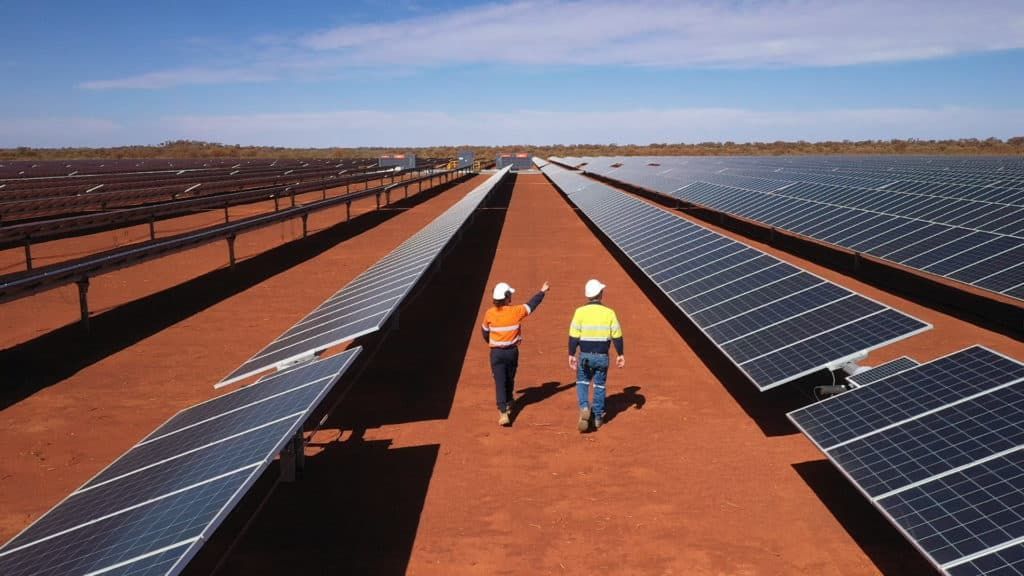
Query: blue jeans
[[576, 352, 609, 418]]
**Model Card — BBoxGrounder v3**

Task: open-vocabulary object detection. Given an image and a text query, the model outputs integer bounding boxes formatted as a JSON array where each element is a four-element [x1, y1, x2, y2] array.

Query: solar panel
[[788, 346, 1024, 451], [218, 167, 510, 387], [0, 347, 361, 576], [541, 162, 930, 391], [787, 346, 1024, 575], [846, 356, 919, 386], [560, 156, 1024, 303]]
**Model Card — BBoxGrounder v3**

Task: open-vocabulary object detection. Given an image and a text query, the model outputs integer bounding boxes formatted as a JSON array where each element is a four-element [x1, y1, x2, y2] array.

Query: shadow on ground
[[792, 460, 940, 576], [197, 174, 516, 575], [201, 435, 440, 576], [0, 175, 474, 411], [510, 380, 573, 423]]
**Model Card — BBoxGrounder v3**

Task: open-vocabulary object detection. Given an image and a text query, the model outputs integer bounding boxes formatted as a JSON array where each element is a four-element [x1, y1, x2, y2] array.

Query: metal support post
[[148, 217, 157, 240], [301, 213, 309, 238], [290, 189, 296, 207], [375, 193, 381, 210], [279, 431, 305, 482], [23, 239, 32, 271], [273, 196, 279, 211], [224, 205, 230, 223], [76, 278, 90, 331], [227, 235, 237, 268], [346, 201, 351, 221]]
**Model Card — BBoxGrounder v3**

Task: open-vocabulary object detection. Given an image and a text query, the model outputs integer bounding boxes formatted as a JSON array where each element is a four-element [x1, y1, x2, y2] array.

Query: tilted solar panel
[[0, 347, 361, 576], [787, 346, 1024, 575], [541, 162, 930, 390]]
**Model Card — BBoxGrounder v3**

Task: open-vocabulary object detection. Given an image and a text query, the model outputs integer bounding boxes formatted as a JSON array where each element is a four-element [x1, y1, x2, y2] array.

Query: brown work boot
[[577, 407, 590, 432]]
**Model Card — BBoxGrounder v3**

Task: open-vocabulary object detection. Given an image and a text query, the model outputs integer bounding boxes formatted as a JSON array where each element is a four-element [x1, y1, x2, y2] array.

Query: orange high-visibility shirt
[[482, 304, 532, 348]]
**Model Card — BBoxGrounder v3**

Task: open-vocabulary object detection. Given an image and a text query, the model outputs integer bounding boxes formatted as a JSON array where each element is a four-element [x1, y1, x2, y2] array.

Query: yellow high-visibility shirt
[[568, 303, 623, 355]]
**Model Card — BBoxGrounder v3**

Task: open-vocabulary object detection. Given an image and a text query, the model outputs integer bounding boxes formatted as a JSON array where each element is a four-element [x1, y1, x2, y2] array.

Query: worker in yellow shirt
[[568, 279, 624, 432], [482, 280, 550, 426]]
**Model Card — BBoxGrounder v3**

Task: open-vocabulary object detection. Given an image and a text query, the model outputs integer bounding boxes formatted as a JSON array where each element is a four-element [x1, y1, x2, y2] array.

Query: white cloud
[[80, 67, 276, 90], [80, 0, 1024, 89], [302, 0, 1024, 68], [158, 107, 1024, 147]]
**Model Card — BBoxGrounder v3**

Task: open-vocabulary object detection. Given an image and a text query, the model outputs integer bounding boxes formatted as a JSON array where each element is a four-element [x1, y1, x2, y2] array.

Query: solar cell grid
[[830, 382, 1024, 498], [947, 543, 1024, 575], [0, 468, 254, 576], [879, 449, 1024, 567]]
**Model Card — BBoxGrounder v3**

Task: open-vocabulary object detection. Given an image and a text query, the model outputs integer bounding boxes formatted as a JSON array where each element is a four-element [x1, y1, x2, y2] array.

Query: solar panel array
[[219, 166, 511, 387], [0, 347, 361, 576], [846, 356, 920, 387], [788, 346, 1024, 575], [555, 156, 1024, 303], [540, 162, 930, 390]]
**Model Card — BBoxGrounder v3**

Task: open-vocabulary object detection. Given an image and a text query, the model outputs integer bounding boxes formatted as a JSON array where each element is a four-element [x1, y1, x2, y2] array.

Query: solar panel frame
[[846, 356, 920, 387]]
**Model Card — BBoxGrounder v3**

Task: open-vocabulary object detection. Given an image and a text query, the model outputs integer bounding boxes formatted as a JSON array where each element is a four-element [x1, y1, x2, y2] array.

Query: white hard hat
[[584, 278, 606, 298], [492, 282, 515, 300]]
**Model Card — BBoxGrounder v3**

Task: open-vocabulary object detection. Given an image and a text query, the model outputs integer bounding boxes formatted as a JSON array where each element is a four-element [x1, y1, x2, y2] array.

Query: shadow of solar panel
[[541, 162, 930, 391]]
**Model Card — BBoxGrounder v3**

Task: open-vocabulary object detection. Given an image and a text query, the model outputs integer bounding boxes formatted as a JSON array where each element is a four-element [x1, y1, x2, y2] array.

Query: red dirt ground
[[2, 172, 1023, 575]]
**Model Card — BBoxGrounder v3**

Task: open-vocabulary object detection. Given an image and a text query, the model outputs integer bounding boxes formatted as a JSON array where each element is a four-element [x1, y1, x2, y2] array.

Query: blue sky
[[3, 0, 1023, 147]]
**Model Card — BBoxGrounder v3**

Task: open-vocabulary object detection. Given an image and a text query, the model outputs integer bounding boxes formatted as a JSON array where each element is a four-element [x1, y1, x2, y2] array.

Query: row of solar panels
[[541, 158, 1024, 575], [219, 166, 513, 387], [538, 161, 931, 390], [0, 168, 511, 576], [558, 156, 1024, 302], [790, 346, 1024, 576]]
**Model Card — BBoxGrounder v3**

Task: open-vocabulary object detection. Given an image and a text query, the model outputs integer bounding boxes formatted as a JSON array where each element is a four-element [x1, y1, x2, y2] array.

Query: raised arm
[[524, 281, 550, 314]]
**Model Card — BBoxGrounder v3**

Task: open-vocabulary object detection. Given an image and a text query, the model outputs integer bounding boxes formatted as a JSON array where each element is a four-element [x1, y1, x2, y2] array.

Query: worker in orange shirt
[[481, 280, 550, 426]]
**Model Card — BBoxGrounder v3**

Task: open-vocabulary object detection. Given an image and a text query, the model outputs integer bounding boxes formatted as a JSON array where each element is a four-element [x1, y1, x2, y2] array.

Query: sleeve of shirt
[[610, 310, 624, 355], [481, 309, 492, 344], [568, 309, 582, 355], [523, 291, 545, 315]]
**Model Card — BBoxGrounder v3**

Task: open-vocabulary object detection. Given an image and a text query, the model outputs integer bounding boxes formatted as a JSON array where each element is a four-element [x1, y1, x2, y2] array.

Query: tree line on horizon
[[2, 137, 1023, 161]]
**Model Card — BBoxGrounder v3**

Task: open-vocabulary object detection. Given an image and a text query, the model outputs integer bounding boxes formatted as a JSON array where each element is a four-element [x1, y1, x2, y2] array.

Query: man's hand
[[541, 281, 550, 293], [568, 355, 577, 371], [616, 355, 626, 369]]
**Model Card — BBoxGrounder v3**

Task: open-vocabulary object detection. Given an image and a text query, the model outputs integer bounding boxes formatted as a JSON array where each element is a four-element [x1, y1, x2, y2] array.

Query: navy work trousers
[[490, 346, 519, 412]]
